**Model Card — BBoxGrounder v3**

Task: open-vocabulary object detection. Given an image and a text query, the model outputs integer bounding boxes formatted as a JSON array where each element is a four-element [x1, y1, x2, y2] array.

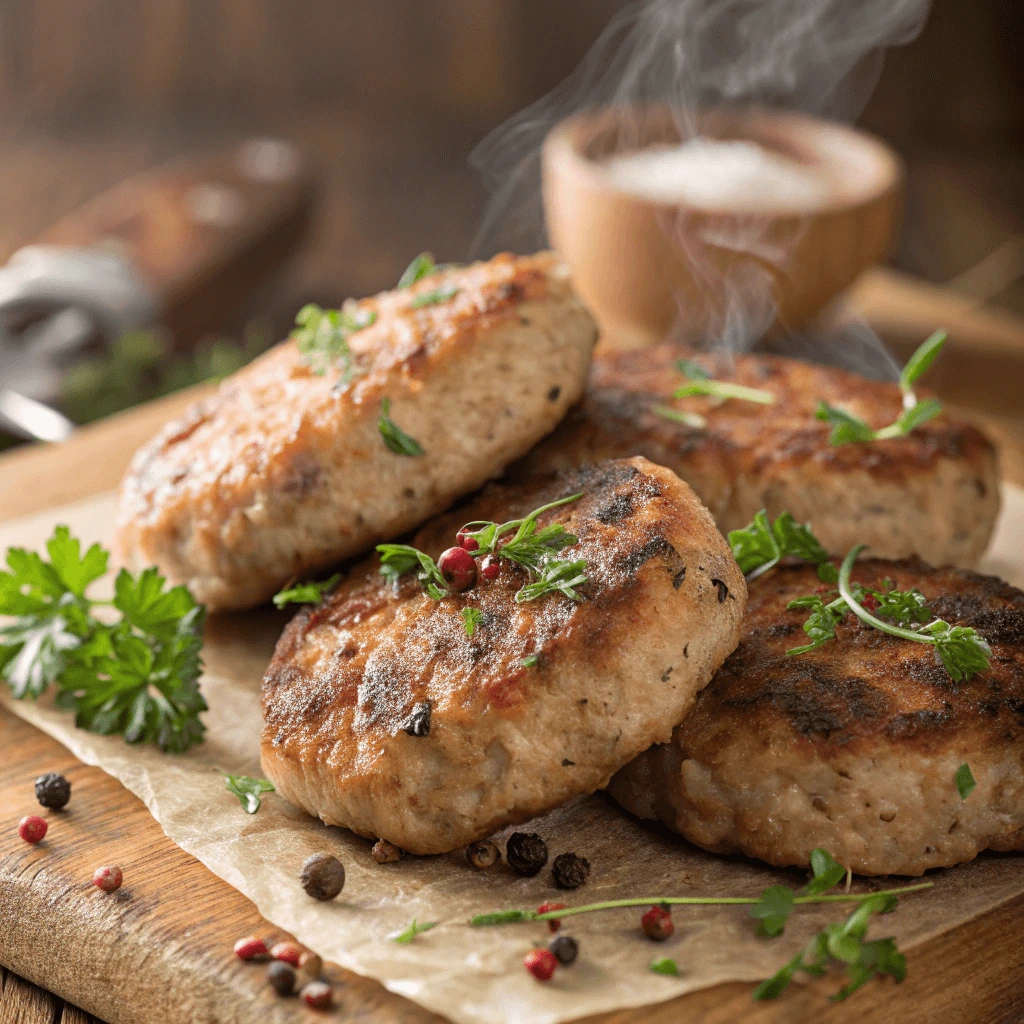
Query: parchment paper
[[2, 487, 1023, 1024]]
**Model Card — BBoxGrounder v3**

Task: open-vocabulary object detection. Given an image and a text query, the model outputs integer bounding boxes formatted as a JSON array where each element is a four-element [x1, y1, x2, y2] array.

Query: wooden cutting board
[[3, 274, 1024, 1024]]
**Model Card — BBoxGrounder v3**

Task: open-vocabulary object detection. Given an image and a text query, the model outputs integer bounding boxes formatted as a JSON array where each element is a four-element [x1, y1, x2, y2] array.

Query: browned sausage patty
[[608, 559, 1024, 876], [116, 252, 597, 611], [513, 345, 1000, 568], [261, 457, 746, 855]]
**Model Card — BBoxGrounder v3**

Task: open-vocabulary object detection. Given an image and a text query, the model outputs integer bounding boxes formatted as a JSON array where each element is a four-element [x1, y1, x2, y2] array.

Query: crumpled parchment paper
[[2, 488, 1023, 1024]]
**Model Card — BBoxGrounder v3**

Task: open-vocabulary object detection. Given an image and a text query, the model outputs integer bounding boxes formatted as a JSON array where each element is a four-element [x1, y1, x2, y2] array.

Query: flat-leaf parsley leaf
[[378, 398, 425, 456], [273, 574, 341, 608], [225, 774, 275, 813]]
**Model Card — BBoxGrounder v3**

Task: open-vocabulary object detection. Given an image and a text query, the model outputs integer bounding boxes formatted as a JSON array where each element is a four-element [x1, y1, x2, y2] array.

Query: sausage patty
[[607, 559, 1024, 876], [116, 253, 597, 611], [513, 345, 1000, 568], [261, 457, 746, 855]]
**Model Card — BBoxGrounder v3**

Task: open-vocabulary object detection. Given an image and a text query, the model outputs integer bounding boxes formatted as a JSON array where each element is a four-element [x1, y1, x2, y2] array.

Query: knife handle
[[39, 137, 317, 350]]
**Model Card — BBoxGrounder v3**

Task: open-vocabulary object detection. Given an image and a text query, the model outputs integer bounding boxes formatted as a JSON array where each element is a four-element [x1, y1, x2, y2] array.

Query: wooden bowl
[[542, 106, 903, 348]]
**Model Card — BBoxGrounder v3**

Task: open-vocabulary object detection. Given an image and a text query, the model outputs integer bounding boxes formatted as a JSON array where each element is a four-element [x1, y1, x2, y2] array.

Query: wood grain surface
[[3, 277, 1024, 1024]]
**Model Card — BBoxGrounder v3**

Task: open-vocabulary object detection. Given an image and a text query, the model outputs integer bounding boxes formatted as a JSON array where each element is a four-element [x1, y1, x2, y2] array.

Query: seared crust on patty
[[608, 560, 1024, 876], [116, 252, 597, 611], [513, 345, 1000, 568], [261, 457, 746, 855]]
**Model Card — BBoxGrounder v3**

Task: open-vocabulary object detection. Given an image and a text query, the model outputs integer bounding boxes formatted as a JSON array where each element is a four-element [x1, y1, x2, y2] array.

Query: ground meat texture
[[115, 252, 597, 611], [260, 457, 746, 855], [512, 344, 1000, 569], [608, 560, 1024, 876]]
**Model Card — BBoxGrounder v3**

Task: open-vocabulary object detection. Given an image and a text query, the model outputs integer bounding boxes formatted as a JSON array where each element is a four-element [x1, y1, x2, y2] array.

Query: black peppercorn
[[300, 852, 345, 900], [505, 832, 548, 877], [267, 960, 296, 996], [466, 840, 501, 870], [548, 934, 578, 966], [551, 852, 590, 890], [34, 772, 71, 810]]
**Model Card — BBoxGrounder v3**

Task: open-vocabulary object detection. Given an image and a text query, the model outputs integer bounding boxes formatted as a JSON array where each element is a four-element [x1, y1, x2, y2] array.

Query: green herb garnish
[[817, 331, 946, 445], [786, 545, 991, 680], [754, 893, 905, 1002], [225, 774, 275, 814], [673, 359, 775, 406], [955, 763, 976, 800], [398, 252, 437, 288], [377, 545, 448, 600], [410, 284, 460, 309], [461, 607, 483, 637], [391, 919, 438, 943], [378, 398, 425, 456], [652, 405, 707, 429], [749, 848, 847, 937], [728, 510, 836, 582], [0, 527, 207, 753], [649, 958, 681, 976], [293, 303, 376, 378], [520, 654, 539, 668], [272, 573, 341, 609]]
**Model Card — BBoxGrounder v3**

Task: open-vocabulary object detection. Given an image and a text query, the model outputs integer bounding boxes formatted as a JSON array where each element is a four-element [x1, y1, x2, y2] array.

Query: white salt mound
[[601, 139, 830, 212]]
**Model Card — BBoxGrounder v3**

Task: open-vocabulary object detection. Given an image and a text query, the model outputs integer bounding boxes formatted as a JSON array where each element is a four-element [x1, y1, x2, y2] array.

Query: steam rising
[[471, 0, 930, 372]]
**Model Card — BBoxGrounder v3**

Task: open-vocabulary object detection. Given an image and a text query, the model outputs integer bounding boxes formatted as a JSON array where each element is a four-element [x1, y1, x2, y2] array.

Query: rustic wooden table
[[3, 272, 1024, 1024]]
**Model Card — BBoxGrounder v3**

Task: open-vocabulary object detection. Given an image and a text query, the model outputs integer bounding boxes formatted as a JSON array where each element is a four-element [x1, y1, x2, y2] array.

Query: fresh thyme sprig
[[817, 330, 946, 446], [273, 573, 341, 609], [673, 359, 775, 405], [378, 398, 425, 456], [728, 510, 836, 582], [785, 544, 992, 680], [0, 527, 206, 753], [292, 303, 376, 378]]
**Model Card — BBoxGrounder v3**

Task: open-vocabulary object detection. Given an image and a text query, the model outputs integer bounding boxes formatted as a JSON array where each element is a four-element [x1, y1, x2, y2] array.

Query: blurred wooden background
[[0, 0, 1020, 335]]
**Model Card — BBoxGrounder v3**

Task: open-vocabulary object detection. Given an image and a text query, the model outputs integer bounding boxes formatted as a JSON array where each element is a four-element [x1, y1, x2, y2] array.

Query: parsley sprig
[[816, 330, 946, 445], [0, 527, 207, 753], [398, 252, 437, 289], [225, 774, 275, 813], [785, 544, 992, 680], [728, 510, 836, 582], [673, 359, 775, 405], [377, 493, 587, 605], [292, 303, 376, 378]]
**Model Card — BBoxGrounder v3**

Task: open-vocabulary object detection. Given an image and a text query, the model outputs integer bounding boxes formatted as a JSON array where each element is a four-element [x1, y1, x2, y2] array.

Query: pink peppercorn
[[234, 936, 270, 961], [641, 905, 674, 941], [480, 557, 501, 581], [270, 941, 303, 967], [524, 947, 558, 981], [93, 865, 123, 892], [536, 902, 567, 933], [456, 528, 479, 552], [300, 980, 333, 1009], [18, 815, 47, 843], [438, 547, 476, 591]]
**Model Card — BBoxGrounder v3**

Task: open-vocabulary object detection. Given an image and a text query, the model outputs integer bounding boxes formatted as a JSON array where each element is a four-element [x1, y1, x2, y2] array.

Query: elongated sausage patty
[[261, 458, 746, 855], [513, 345, 1000, 568], [116, 253, 597, 611], [608, 559, 1024, 876]]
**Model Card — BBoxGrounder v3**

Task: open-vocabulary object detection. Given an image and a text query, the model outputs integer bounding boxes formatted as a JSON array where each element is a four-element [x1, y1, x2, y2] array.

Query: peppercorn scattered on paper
[[2, 489, 1024, 1024]]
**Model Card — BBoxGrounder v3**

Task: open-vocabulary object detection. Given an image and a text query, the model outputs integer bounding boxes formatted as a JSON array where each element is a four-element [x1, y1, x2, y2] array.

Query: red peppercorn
[[861, 593, 879, 612], [300, 981, 333, 1009], [456, 528, 479, 552], [438, 547, 476, 591], [480, 557, 501, 581], [234, 936, 270, 961], [18, 815, 47, 843], [524, 948, 557, 981], [270, 941, 303, 967], [93, 865, 123, 892], [537, 902, 567, 933], [641, 905, 674, 941]]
